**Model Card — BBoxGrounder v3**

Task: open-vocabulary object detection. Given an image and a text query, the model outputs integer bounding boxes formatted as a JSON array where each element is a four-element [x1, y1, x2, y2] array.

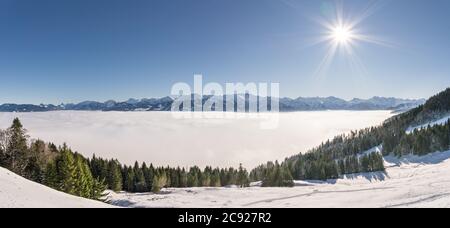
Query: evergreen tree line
[[0, 118, 250, 197], [252, 161, 294, 187], [250, 88, 450, 185], [0, 118, 106, 200], [250, 152, 385, 184], [89, 157, 250, 193], [392, 120, 450, 157], [44, 145, 106, 199], [414, 88, 450, 124]]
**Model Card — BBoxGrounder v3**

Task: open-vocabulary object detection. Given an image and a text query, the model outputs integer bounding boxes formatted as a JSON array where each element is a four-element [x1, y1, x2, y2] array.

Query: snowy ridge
[[0, 96, 424, 112], [107, 150, 450, 208], [0, 167, 114, 208], [406, 115, 450, 134]]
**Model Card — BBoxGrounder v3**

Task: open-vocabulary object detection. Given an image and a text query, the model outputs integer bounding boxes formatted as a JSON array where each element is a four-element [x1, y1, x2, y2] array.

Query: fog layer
[[0, 111, 392, 168]]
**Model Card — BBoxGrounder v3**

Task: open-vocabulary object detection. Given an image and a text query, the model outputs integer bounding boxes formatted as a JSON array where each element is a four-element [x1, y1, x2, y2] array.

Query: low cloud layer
[[0, 111, 392, 168]]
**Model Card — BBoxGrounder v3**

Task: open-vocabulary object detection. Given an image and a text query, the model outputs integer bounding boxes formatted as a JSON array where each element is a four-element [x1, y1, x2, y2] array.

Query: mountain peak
[[0, 95, 426, 112]]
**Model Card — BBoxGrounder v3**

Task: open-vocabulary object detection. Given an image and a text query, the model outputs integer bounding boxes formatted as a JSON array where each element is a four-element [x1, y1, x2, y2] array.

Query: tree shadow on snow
[[338, 171, 388, 183], [107, 199, 136, 207]]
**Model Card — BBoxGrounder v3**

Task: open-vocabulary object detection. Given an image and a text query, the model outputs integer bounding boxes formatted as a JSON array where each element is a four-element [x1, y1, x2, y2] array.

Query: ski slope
[[107, 150, 450, 208], [0, 167, 114, 208]]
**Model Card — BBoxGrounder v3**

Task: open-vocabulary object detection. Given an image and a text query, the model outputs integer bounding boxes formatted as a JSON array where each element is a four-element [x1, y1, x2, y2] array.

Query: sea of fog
[[0, 111, 393, 168]]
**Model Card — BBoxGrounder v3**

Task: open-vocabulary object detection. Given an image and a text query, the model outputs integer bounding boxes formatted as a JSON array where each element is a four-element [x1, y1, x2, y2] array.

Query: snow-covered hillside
[[107, 150, 450, 208], [406, 114, 450, 133], [0, 167, 114, 208]]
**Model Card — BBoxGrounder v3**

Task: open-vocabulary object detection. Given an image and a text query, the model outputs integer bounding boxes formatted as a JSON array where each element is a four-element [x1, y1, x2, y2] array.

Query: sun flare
[[331, 25, 353, 44], [313, 1, 392, 76]]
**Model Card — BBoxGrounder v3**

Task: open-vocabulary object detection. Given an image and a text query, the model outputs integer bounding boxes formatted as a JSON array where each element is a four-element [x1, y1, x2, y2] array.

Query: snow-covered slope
[[406, 115, 450, 134], [0, 167, 114, 208], [107, 150, 450, 208]]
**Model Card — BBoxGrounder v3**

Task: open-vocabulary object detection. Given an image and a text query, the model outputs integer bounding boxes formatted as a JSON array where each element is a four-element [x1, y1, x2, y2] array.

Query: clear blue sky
[[1, 0, 449, 104]]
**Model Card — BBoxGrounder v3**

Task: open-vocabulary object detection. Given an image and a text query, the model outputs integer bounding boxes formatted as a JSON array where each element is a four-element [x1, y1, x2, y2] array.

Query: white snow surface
[[0, 111, 392, 168], [406, 115, 450, 134], [0, 167, 114, 208], [359, 145, 382, 157], [106, 150, 450, 208]]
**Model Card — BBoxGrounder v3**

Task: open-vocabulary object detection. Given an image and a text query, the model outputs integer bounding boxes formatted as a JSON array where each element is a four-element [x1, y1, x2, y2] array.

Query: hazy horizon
[[0, 92, 428, 106]]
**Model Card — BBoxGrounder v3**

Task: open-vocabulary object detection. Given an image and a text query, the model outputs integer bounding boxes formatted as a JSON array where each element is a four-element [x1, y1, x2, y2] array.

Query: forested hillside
[[0, 119, 106, 199], [251, 88, 450, 185]]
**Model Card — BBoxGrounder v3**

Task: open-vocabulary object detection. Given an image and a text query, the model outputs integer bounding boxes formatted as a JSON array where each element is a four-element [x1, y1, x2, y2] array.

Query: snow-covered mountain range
[[0, 95, 425, 112]]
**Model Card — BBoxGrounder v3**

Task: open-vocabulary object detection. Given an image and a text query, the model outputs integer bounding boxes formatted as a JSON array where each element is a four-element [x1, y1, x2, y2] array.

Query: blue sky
[[0, 0, 449, 104]]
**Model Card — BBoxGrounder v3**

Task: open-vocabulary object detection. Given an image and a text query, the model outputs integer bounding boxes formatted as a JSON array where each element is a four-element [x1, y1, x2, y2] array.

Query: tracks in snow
[[243, 187, 394, 207]]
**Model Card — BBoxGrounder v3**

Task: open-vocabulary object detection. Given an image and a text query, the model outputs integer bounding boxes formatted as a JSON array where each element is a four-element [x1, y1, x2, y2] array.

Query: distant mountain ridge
[[0, 95, 425, 112], [280, 96, 424, 111]]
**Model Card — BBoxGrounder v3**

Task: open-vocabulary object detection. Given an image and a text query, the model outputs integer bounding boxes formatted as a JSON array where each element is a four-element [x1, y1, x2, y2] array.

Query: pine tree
[[360, 155, 370, 173], [44, 161, 58, 189], [338, 159, 346, 175], [5, 118, 29, 175], [280, 163, 294, 187], [121, 165, 130, 191], [170, 167, 180, 187], [179, 168, 188, 187], [226, 167, 237, 185], [126, 166, 135, 192], [133, 162, 147, 192], [74, 154, 97, 198], [152, 170, 168, 193], [237, 164, 249, 188], [143, 163, 154, 191], [373, 153, 385, 171], [201, 167, 211, 187], [91, 177, 107, 200], [56, 145, 77, 194], [210, 169, 221, 187], [24, 155, 43, 183], [325, 160, 339, 179], [294, 158, 306, 180], [107, 159, 123, 192], [90, 154, 100, 178], [27, 140, 56, 183], [187, 167, 199, 187]]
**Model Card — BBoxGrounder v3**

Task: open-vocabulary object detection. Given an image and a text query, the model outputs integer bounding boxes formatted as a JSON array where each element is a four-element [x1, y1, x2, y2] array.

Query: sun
[[312, 1, 393, 76], [331, 25, 353, 44]]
